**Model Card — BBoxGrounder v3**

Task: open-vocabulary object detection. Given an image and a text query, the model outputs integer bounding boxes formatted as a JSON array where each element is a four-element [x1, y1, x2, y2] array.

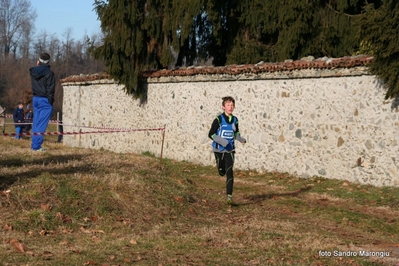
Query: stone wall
[[61, 63, 399, 187]]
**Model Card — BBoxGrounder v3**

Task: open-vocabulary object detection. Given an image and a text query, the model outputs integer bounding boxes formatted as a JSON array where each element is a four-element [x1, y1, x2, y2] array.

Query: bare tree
[[19, 18, 34, 61], [33, 32, 62, 60], [0, 21, 104, 114], [61, 27, 74, 77], [0, 0, 36, 58]]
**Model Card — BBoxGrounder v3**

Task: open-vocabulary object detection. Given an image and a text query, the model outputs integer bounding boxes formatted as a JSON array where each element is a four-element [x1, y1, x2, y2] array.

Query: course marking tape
[[4, 120, 164, 132], [2, 115, 60, 123], [1, 127, 165, 137], [60, 124, 161, 131]]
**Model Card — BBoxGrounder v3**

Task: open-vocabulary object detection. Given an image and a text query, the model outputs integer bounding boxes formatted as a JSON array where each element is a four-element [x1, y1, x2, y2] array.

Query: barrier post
[[56, 112, 63, 143], [1, 109, 5, 134], [160, 124, 166, 162]]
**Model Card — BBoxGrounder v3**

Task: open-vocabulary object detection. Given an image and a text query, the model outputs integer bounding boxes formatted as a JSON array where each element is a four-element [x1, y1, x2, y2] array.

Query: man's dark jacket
[[29, 63, 55, 105]]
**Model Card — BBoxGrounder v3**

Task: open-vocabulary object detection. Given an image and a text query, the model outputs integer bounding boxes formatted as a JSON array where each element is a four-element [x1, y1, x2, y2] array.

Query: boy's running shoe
[[227, 194, 234, 205]]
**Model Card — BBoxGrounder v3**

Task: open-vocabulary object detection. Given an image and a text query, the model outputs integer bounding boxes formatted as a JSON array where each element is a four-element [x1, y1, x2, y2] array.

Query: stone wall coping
[[60, 55, 373, 85]]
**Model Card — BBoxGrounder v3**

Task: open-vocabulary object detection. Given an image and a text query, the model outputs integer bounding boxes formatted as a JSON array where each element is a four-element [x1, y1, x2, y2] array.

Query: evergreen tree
[[358, 0, 398, 99], [93, 0, 208, 96], [92, 0, 387, 98], [226, 0, 375, 63], [168, 0, 206, 66], [93, 0, 163, 97]]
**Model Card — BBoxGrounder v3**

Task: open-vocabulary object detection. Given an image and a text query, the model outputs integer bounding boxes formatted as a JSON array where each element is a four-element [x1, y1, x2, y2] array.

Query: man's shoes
[[32, 148, 45, 152]]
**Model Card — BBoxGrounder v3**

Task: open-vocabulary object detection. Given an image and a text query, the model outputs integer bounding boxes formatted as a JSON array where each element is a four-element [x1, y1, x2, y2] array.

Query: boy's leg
[[15, 126, 21, 139], [225, 152, 235, 196], [214, 152, 226, 176]]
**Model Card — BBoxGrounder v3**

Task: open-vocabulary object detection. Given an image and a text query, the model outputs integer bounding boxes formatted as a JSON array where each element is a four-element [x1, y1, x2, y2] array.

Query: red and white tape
[[60, 124, 163, 131], [1, 127, 165, 137], [2, 115, 166, 137], [2, 115, 60, 123]]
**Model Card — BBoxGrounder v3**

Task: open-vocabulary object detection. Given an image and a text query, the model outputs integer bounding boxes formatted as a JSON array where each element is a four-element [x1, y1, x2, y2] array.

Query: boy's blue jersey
[[212, 114, 237, 152]]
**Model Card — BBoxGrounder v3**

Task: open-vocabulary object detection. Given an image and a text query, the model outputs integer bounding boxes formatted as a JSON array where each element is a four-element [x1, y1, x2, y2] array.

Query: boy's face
[[18, 104, 23, 109], [222, 100, 235, 116]]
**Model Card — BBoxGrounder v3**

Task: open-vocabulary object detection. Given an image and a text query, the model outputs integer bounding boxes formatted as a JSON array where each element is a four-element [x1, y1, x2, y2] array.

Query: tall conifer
[[359, 0, 398, 99], [92, 0, 389, 97]]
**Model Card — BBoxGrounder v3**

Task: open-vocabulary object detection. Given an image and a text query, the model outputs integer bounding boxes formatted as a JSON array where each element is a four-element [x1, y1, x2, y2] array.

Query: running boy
[[208, 96, 246, 204]]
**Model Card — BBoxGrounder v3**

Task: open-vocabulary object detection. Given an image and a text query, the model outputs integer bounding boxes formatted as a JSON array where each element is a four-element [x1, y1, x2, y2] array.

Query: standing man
[[30, 53, 55, 151]]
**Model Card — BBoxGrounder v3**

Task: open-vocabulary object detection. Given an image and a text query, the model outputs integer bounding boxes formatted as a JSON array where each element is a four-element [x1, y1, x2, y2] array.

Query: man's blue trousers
[[31, 96, 52, 150]]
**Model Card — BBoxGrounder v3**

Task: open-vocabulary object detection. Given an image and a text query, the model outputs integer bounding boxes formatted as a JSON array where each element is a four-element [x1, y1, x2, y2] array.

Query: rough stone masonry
[[61, 57, 399, 187]]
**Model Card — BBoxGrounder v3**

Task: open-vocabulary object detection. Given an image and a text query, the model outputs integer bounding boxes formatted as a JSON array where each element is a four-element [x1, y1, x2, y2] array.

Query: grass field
[[0, 132, 399, 265]]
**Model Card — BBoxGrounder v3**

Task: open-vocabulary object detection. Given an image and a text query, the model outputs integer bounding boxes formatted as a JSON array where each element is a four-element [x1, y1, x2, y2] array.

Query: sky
[[30, 0, 101, 40]]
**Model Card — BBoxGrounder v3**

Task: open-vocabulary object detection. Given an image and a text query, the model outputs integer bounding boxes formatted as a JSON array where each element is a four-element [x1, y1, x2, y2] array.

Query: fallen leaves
[[8, 238, 27, 253], [0, 189, 11, 199], [174, 196, 184, 203], [91, 235, 101, 243], [79, 226, 105, 235], [56, 212, 71, 223], [1, 137, 399, 266], [39, 229, 56, 236], [42, 250, 54, 259], [83, 215, 99, 222], [6, 235, 81, 257], [115, 215, 133, 225], [40, 203, 52, 211], [84, 260, 96, 265], [4, 223, 12, 231]]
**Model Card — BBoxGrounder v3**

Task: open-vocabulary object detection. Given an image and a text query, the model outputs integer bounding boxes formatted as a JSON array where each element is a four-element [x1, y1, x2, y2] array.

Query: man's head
[[38, 53, 50, 64]]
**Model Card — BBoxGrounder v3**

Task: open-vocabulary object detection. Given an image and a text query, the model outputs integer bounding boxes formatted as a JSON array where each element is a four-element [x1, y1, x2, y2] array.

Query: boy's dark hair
[[222, 96, 235, 106]]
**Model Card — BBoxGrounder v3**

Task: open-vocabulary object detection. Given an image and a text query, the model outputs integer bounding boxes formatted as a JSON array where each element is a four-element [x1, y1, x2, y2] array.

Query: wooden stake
[[160, 124, 166, 162]]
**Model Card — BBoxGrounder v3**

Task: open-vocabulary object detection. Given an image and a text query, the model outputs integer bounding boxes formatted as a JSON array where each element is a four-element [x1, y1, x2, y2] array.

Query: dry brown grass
[[1, 136, 399, 266]]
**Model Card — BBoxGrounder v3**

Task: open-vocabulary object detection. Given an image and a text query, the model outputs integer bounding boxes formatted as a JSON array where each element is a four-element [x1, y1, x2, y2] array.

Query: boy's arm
[[235, 133, 246, 143], [234, 119, 246, 143], [208, 117, 228, 147], [208, 118, 219, 140]]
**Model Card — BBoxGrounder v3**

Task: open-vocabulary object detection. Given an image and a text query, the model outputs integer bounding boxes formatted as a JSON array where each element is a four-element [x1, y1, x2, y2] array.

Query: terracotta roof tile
[[60, 55, 373, 83], [60, 72, 111, 83]]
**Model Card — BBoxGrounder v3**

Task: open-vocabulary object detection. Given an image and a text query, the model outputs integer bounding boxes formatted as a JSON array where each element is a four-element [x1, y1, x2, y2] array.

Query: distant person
[[13, 102, 24, 139], [24, 102, 33, 119], [30, 52, 55, 151], [208, 96, 246, 205], [24, 102, 33, 132]]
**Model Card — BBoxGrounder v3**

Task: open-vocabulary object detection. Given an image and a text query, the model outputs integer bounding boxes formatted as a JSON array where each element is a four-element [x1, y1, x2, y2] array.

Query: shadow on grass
[[0, 154, 86, 167], [0, 154, 95, 190], [241, 185, 312, 205]]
